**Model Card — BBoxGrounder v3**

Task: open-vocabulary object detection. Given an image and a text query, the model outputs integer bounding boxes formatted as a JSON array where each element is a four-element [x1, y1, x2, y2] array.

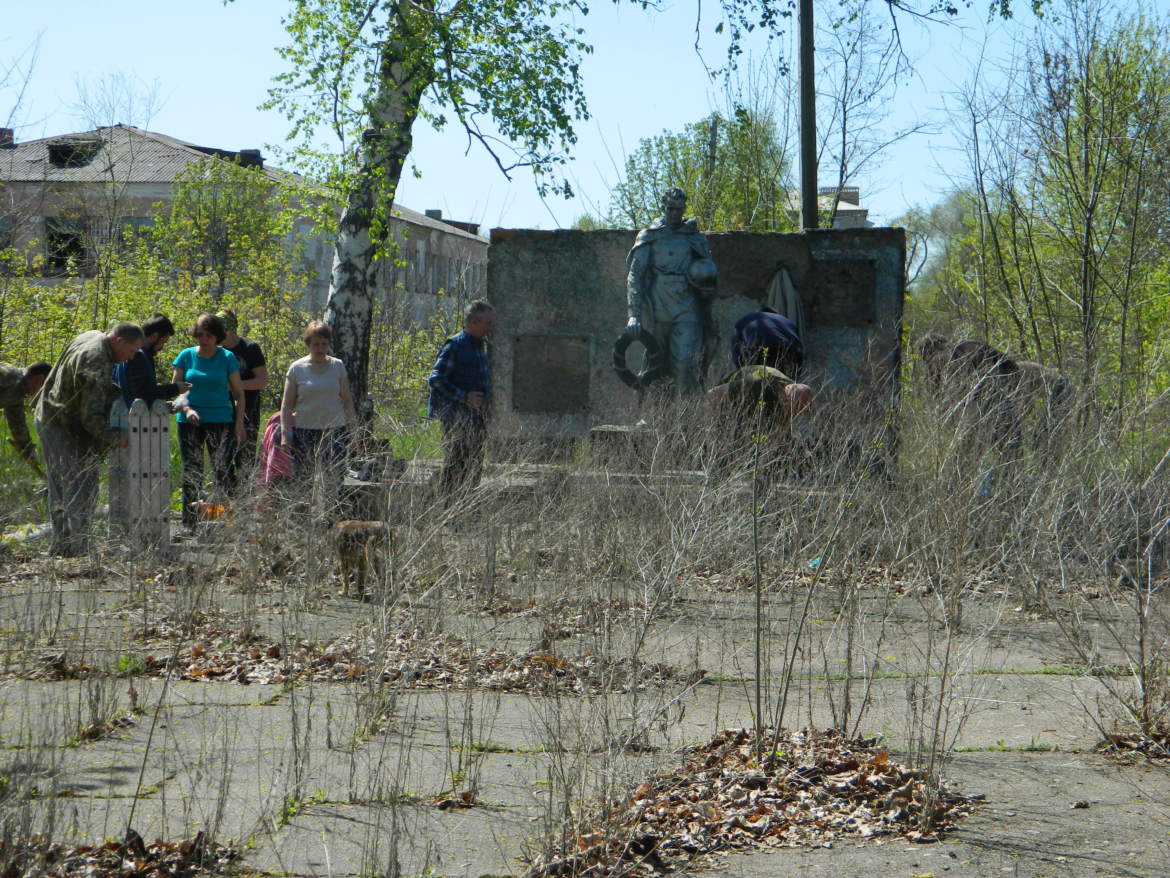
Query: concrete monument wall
[[487, 227, 904, 439]]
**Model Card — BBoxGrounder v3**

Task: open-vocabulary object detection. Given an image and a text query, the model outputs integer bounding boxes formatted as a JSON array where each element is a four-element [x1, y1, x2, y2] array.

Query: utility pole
[[799, 0, 817, 230]]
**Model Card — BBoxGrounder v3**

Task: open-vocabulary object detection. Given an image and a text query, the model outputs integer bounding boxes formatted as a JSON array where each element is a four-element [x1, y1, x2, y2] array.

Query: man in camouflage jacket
[[35, 324, 144, 556], [0, 360, 51, 473]]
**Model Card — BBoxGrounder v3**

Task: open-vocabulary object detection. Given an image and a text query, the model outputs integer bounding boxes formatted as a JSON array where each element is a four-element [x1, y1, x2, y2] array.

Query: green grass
[[0, 420, 46, 530], [384, 415, 443, 460], [969, 664, 1130, 678], [702, 664, 1132, 685], [455, 740, 545, 754], [116, 653, 146, 676], [954, 738, 1057, 753]]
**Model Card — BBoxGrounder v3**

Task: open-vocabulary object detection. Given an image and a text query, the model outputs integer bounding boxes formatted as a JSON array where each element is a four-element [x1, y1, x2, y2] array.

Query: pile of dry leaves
[[0, 829, 237, 878], [15, 652, 94, 681], [135, 614, 683, 694], [1097, 730, 1170, 760], [525, 727, 982, 877]]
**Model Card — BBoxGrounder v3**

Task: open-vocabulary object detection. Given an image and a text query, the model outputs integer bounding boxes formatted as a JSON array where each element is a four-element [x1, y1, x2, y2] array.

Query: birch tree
[[264, 0, 593, 403]]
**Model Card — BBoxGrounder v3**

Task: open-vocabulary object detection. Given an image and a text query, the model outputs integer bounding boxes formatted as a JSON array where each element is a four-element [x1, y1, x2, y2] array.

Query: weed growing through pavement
[[0, 362, 1167, 875]]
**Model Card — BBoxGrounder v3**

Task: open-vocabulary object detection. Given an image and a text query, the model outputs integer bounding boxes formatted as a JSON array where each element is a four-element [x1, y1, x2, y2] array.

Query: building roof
[[779, 186, 871, 229], [0, 124, 296, 185], [0, 123, 489, 242], [391, 202, 487, 243]]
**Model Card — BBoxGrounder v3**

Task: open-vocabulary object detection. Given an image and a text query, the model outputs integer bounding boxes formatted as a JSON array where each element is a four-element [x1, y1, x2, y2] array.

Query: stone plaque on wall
[[807, 258, 876, 327], [512, 335, 591, 414]]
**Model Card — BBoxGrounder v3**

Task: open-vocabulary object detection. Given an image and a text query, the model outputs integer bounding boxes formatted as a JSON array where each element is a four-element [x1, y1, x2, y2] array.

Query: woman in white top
[[280, 320, 357, 476]]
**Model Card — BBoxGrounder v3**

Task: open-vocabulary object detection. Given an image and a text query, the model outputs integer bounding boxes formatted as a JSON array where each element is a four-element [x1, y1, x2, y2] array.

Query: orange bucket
[[197, 502, 227, 521]]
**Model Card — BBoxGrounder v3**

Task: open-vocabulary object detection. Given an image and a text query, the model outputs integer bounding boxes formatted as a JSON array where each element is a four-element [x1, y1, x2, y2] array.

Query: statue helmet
[[660, 187, 687, 210], [688, 257, 718, 293]]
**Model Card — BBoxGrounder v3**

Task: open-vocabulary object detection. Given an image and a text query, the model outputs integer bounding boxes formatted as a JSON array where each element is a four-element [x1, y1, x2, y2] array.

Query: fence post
[[148, 400, 171, 545], [108, 399, 129, 538]]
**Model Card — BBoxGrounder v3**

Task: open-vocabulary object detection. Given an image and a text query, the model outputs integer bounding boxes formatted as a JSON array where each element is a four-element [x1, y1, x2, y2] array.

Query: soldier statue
[[625, 188, 717, 396]]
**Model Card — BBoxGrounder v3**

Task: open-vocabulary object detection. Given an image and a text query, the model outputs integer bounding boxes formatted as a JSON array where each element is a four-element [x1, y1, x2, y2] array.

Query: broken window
[[48, 140, 100, 168], [45, 217, 90, 276]]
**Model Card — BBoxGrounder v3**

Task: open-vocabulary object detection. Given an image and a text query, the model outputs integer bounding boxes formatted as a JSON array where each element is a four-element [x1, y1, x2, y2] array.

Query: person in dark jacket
[[114, 313, 189, 407], [731, 307, 804, 377], [428, 300, 494, 503], [217, 309, 268, 483], [705, 306, 811, 478]]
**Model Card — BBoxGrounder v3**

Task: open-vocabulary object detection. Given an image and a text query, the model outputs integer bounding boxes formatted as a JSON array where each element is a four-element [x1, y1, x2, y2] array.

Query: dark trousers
[[285, 427, 349, 523], [439, 417, 486, 503], [291, 427, 348, 478], [229, 418, 261, 490], [178, 422, 236, 526]]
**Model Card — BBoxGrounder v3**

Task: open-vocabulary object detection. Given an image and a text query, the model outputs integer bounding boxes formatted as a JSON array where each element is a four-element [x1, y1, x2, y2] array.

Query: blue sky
[[4, 1, 1157, 230]]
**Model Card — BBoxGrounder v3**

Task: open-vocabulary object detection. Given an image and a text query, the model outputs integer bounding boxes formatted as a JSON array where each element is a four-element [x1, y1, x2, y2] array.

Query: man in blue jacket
[[428, 300, 494, 503]]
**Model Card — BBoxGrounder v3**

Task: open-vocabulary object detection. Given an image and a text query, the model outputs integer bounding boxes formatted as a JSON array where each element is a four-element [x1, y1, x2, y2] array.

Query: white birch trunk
[[324, 3, 430, 407]]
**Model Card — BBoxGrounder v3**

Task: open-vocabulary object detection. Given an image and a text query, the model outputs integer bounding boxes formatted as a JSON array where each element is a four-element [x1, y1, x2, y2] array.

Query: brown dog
[[333, 520, 393, 599]]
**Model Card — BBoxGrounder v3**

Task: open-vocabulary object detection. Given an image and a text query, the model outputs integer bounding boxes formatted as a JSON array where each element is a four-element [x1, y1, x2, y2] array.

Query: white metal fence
[[109, 399, 171, 546]]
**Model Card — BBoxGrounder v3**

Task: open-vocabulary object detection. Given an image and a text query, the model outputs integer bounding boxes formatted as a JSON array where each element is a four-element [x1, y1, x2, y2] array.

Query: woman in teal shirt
[[172, 313, 246, 528]]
